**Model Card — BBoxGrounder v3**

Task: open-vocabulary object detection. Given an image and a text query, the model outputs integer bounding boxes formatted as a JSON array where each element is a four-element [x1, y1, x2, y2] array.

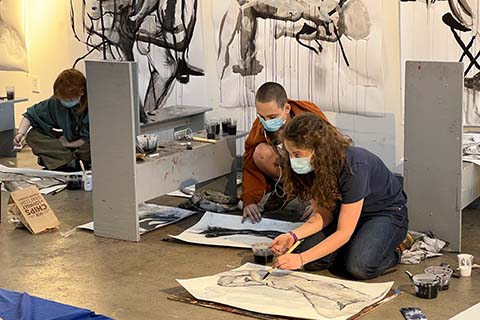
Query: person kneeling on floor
[[270, 113, 409, 280], [13, 68, 90, 171]]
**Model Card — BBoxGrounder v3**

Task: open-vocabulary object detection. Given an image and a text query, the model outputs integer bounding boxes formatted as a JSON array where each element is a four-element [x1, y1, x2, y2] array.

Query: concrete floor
[[1, 149, 479, 320]]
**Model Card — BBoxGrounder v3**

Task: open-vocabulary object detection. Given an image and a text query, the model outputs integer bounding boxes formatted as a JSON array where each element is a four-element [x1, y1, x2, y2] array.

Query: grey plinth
[[85, 60, 241, 241]]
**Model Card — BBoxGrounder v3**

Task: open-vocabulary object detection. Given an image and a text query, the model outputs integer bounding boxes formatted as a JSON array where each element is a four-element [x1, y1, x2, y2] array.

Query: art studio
[[1, 0, 480, 319]]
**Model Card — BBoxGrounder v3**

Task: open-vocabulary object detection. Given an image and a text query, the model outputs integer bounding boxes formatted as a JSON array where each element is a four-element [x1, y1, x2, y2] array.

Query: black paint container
[[413, 274, 440, 299]]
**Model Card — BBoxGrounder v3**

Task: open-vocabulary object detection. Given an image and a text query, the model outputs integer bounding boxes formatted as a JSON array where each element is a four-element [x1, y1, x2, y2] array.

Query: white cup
[[83, 174, 92, 192], [458, 254, 474, 277]]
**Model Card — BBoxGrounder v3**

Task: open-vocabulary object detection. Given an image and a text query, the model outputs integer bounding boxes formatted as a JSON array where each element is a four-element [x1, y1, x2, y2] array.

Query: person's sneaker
[[397, 231, 415, 253]]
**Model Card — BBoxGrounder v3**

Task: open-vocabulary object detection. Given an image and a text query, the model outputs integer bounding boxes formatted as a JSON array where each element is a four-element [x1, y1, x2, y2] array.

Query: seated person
[[242, 82, 329, 223], [13, 69, 90, 171]]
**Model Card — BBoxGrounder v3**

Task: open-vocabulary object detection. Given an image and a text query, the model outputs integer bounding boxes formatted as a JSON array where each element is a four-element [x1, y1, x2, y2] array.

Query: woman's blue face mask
[[259, 116, 285, 132], [60, 98, 80, 108]]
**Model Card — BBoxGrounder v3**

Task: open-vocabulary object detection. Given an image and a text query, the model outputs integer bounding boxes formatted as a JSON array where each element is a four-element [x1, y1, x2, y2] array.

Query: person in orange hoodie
[[242, 82, 329, 223]]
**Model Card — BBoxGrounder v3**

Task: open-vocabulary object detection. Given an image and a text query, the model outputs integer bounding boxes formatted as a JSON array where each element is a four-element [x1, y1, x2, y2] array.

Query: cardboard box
[[7, 185, 59, 234]]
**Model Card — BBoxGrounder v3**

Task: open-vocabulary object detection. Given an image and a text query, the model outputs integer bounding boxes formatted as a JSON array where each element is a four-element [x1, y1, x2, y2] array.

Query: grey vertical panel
[[86, 60, 140, 241], [404, 61, 463, 251]]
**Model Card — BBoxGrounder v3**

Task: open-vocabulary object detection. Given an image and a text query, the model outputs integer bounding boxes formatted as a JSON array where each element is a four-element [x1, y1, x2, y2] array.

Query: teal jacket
[[23, 98, 89, 142]]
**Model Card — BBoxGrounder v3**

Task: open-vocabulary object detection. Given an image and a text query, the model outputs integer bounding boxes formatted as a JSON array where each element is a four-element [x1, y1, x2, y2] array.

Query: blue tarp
[[0, 288, 112, 320]]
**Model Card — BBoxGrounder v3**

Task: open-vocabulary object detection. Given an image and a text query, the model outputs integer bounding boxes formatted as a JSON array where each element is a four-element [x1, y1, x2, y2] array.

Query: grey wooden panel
[[326, 112, 396, 170], [461, 162, 480, 209], [0, 101, 14, 131], [140, 105, 212, 134], [135, 136, 237, 203], [86, 60, 140, 242], [404, 61, 463, 251]]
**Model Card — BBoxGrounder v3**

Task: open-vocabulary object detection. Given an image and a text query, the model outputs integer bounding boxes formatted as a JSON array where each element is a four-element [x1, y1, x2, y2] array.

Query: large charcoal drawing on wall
[[213, 0, 384, 115], [0, 0, 28, 71], [71, 0, 204, 115], [401, 0, 480, 125]]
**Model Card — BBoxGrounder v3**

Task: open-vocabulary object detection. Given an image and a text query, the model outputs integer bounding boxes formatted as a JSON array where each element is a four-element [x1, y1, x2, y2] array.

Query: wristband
[[288, 231, 298, 243], [16, 132, 25, 136], [299, 253, 304, 269]]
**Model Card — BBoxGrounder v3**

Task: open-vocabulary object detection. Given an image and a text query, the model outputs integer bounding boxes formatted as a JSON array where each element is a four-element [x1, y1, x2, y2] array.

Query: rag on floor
[[400, 231, 447, 264], [179, 189, 240, 213]]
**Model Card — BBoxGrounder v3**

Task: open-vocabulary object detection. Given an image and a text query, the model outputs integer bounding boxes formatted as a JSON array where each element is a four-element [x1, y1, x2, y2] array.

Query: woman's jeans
[[297, 205, 408, 280]]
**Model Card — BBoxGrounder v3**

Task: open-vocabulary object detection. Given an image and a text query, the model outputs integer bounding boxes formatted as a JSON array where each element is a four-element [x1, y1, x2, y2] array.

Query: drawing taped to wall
[[0, 0, 28, 71], [177, 263, 394, 320], [400, 0, 480, 125], [213, 0, 384, 116], [70, 0, 204, 115]]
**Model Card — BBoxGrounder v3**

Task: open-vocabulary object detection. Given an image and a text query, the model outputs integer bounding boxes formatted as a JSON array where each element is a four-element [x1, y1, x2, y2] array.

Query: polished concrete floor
[[1, 149, 479, 320]]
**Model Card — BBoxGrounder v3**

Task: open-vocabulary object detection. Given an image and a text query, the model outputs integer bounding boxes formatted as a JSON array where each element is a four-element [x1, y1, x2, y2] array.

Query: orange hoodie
[[242, 99, 329, 206]]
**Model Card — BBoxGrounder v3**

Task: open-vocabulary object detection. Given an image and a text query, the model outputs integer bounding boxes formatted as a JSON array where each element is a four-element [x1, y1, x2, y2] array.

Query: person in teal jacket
[[13, 69, 90, 171]]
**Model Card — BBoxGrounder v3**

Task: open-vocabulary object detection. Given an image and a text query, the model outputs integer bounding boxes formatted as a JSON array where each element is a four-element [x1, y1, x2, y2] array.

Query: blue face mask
[[290, 156, 314, 174], [259, 116, 285, 132], [60, 98, 80, 108]]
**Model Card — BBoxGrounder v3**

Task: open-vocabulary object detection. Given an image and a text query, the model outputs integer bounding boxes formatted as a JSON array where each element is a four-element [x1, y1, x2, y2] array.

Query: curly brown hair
[[53, 69, 88, 113], [280, 113, 352, 209]]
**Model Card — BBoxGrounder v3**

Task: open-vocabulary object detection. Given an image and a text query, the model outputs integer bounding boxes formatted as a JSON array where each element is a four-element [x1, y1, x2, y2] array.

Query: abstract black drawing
[[442, 0, 480, 89], [70, 0, 204, 115], [217, 0, 371, 79], [217, 269, 384, 318]]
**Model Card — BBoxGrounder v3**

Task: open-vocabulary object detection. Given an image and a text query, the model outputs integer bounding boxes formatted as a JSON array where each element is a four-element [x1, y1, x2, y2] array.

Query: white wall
[[1, 0, 402, 170], [0, 1, 89, 127]]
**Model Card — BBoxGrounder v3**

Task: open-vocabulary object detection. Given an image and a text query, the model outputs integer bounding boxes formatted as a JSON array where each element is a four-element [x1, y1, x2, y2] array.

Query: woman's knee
[[344, 259, 374, 280], [344, 254, 392, 280]]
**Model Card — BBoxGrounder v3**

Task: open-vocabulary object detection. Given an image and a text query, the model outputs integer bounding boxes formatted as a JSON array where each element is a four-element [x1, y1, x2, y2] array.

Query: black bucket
[[413, 273, 440, 299]]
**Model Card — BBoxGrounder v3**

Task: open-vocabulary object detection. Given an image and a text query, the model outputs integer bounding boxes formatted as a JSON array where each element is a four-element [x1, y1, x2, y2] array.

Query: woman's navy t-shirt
[[338, 147, 406, 212]]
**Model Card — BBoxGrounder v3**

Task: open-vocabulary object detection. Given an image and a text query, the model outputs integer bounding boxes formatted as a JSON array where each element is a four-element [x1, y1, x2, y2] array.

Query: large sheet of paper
[[177, 263, 394, 320], [77, 204, 196, 235], [0, 165, 81, 194], [170, 212, 302, 248], [450, 302, 480, 320]]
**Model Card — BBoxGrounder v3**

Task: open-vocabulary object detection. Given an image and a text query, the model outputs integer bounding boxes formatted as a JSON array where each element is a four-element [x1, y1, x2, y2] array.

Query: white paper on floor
[[450, 302, 480, 320], [0, 164, 83, 194], [177, 263, 393, 320], [170, 212, 302, 248], [77, 204, 196, 235]]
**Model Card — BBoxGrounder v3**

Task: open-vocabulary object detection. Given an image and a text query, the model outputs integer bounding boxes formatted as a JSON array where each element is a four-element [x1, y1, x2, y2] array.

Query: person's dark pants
[[26, 128, 91, 170], [297, 205, 408, 280]]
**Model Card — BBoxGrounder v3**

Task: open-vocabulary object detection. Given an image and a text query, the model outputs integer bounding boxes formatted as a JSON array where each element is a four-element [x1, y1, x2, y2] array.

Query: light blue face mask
[[259, 116, 285, 132], [290, 156, 314, 174], [60, 98, 80, 108]]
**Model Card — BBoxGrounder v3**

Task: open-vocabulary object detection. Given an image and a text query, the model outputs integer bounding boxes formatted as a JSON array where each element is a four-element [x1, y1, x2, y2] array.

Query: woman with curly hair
[[13, 68, 90, 171], [270, 113, 408, 280]]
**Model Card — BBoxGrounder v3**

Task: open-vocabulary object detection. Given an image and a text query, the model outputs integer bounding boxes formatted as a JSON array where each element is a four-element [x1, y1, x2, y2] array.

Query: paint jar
[[251, 242, 273, 265], [83, 173, 92, 192], [137, 134, 158, 154], [221, 118, 231, 135], [5, 86, 15, 100], [412, 273, 440, 299], [210, 119, 220, 135], [228, 120, 237, 135], [424, 266, 453, 290], [205, 122, 216, 139], [66, 175, 83, 190], [458, 254, 474, 277]]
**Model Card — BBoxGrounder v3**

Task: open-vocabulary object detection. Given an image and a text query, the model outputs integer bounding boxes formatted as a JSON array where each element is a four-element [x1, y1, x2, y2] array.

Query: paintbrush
[[191, 136, 217, 144], [261, 240, 301, 281]]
